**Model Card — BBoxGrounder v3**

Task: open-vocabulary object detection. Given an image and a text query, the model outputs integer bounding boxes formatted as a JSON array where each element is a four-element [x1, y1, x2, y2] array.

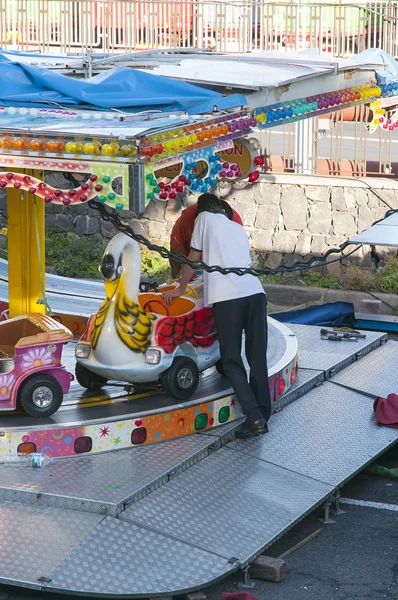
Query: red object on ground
[[170, 202, 243, 256], [222, 592, 260, 600], [374, 394, 398, 429]]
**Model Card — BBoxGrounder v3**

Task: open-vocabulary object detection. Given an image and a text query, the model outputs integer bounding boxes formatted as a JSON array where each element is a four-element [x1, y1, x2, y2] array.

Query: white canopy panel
[[144, 58, 335, 90], [349, 212, 398, 247]]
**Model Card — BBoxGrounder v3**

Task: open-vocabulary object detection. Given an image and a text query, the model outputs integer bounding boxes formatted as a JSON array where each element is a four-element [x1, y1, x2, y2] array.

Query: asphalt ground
[[0, 444, 397, 600]]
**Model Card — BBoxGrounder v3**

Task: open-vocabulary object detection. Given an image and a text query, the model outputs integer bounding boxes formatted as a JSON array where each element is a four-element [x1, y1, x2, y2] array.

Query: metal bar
[[278, 528, 323, 560]]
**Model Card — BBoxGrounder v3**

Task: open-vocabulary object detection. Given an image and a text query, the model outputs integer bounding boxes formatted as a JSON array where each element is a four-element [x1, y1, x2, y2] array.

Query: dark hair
[[197, 193, 222, 214], [220, 199, 233, 220]]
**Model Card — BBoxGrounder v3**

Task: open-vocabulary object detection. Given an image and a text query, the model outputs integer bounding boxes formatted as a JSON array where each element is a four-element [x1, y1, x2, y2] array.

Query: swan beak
[[104, 278, 120, 301]]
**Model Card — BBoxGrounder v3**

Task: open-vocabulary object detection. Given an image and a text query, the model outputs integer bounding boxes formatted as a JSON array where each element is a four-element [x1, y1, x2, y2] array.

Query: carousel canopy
[[0, 53, 246, 114], [349, 211, 398, 247]]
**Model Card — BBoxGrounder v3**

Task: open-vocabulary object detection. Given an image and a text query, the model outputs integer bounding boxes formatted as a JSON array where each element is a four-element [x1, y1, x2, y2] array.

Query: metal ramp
[[0, 326, 397, 597]]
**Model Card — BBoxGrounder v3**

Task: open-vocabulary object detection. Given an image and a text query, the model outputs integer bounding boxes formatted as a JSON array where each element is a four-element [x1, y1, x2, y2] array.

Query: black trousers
[[213, 293, 271, 423]]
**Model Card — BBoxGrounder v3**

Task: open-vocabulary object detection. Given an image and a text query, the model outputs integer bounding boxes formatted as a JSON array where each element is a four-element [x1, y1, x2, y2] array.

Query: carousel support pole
[[6, 170, 46, 317]]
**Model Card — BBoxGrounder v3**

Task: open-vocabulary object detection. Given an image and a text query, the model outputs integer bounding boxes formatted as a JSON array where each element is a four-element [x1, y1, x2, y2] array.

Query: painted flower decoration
[[22, 347, 53, 369], [0, 374, 15, 398]]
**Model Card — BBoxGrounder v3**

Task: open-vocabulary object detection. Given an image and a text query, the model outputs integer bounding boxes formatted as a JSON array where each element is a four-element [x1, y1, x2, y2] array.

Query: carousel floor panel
[[0, 501, 104, 590], [44, 516, 235, 597], [286, 323, 386, 376], [329, 339, 398, 398], [121, 447, 333, 563], [0, 435, 218, 516], [271, 366, 324, 410], [228, 382, 398, 487], [120, 383, 398, 573]]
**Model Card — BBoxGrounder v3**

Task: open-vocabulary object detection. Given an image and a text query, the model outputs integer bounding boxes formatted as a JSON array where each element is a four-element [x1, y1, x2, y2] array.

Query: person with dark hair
[[169, 196, 242, 278], [163, 192, 271, 439]]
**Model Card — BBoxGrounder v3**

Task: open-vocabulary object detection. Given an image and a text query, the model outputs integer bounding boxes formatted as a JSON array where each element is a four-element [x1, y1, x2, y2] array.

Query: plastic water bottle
[[3, 453, 53, 468]]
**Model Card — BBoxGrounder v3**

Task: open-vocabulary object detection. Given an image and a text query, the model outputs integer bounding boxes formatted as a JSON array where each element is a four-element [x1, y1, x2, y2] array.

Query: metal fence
[[1, 0, 398, 57], [259, 116, 398, 177], [1, 0, 397, 178]]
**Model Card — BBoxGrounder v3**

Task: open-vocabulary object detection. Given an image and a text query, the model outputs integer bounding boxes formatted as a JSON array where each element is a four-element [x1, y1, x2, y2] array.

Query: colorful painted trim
[[0, 350, 298, 461], [0, 161, 129, 209], [0, 394, 242, 460]]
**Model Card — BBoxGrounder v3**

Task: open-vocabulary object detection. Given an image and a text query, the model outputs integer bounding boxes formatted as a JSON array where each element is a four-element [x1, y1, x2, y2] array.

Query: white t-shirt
[[190, 211, 265, 306]]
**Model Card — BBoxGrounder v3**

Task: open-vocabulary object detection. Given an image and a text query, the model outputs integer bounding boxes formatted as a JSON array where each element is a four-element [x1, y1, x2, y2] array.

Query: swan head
[[100, 253, 123, 300], [99, 233, 141, 301]]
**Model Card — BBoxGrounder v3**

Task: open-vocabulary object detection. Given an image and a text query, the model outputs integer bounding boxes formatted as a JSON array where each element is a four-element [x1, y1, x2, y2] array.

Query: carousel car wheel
[[19, 374, 64, 418], [215, 359, 225, 376], [160, 357, 199, 400], [75, 362, 108, 390]]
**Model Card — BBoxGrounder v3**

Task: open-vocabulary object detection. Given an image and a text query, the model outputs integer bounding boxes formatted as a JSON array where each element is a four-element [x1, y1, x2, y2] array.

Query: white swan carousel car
[[75, 233, 220, 400]]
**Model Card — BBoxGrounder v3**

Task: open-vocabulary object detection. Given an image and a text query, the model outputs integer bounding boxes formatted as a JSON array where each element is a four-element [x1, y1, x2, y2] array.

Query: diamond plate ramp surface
[[229, 382, 398, 487], [287, 323, 386, 375], [330, 340, 398, 398], [45, 516, 234, 597], [199, 368, 324, 444], [0, 502, 103, 590], [272, 367, 324, 410], [0, 435, 216, 516], [121, 448, 332, 564]]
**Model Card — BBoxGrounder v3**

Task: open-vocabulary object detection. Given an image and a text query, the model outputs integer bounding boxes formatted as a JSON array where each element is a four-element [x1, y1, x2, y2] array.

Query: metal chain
[[88, 200, 397, 276]]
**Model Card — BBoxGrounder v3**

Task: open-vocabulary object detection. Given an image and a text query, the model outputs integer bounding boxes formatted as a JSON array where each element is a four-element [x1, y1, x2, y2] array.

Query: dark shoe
[[235, 418, 268, 439]]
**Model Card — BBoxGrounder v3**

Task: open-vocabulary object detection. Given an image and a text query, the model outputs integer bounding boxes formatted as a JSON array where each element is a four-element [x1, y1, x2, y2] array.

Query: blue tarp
[[0, 54, 246, 113], [272, 302, 355, 328]]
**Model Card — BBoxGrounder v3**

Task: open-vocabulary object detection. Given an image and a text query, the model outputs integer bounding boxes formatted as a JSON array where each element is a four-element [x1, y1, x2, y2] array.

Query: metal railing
[[1, 0, 398, 57], [259, 115, 398, 177], [1, 0, 397, 178]]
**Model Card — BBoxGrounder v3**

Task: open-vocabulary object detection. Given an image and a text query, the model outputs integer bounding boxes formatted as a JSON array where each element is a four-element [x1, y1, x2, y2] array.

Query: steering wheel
[[184, 284, 199, 299], [139, 281, 159, 293], [142, 298, 170, 316]]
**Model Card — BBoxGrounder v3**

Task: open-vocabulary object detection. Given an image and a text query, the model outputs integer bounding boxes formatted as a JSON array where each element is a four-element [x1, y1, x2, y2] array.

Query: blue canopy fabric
[[0, 54, 246, 113]]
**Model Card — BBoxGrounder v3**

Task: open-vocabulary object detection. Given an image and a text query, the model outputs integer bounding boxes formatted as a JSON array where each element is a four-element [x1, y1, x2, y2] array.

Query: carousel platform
[[0, 317, 298, 459], [0, 325, 397, 597]]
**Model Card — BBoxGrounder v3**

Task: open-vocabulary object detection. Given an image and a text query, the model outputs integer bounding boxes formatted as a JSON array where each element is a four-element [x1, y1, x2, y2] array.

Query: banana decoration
[[115, 278, 155, 353]]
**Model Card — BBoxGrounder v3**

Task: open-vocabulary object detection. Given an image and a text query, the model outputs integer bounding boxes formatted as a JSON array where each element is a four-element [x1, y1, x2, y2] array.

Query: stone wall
[[0, 176, 397, 275], [224, 180, 397, 274], [127, 178, 397, 275]]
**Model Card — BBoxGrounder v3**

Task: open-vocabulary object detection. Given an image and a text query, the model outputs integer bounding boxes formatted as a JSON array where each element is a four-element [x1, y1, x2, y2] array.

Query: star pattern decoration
[[113, 436, 122, 446], [100, 426, 110, 438], [230, 399, 236, 407]]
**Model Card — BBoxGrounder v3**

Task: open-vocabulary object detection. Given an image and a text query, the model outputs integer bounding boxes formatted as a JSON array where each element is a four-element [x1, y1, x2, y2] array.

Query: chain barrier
[[89, 200, 397, 276]]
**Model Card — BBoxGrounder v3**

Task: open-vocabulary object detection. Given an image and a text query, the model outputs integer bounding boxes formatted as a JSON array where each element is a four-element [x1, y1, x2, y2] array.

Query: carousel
[[0, 47, 396, 598]]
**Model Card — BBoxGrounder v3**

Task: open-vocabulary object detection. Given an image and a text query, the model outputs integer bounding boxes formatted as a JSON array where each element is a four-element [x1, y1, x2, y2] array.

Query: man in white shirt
[[163, 193, 271, 438]]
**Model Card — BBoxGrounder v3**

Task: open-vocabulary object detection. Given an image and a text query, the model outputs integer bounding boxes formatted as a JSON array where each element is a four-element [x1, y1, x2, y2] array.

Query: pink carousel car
[[0, 313, 73, 417]]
